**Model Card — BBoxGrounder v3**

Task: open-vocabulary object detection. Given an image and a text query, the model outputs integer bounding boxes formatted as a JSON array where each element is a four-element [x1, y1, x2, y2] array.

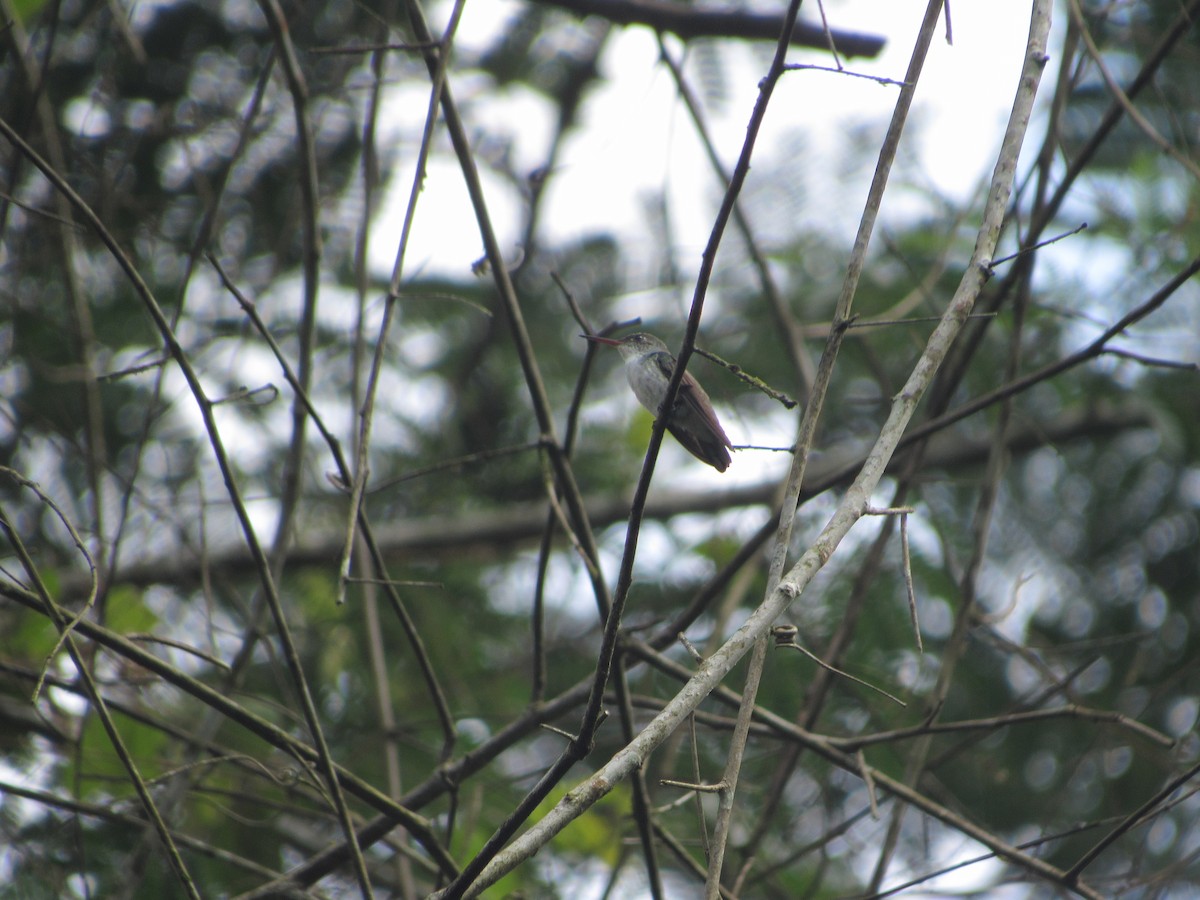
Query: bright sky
[[371, 1, 1039, 286], [366, 0, 1043, 495]]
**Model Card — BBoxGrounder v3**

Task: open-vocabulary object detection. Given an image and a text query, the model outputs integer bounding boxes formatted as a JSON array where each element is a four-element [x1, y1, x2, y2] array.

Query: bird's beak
[[581, 334, 621, 346]]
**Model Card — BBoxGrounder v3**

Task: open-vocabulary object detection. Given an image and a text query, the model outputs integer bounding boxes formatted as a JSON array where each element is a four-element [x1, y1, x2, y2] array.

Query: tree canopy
[[1, 0, 1199, 898]]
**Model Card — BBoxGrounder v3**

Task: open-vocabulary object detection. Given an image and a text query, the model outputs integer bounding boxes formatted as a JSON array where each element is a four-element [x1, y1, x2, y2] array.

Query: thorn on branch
[[539, 723, 578, 742], [209, 383, 279, 407], [660, 778, 727, 794], [678, 633, 705, 664]]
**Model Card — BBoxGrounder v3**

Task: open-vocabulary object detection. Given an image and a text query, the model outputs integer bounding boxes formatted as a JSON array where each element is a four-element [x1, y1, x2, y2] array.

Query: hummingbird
[[583, 332, 733, 472]]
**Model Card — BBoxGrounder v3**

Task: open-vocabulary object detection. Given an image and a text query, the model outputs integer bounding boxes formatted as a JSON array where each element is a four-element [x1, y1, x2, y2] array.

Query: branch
[[534, 0, 886, 57], [707, 0, 945, 890], [59, 403, 1154, 595], [452, 0, 1060, 894]]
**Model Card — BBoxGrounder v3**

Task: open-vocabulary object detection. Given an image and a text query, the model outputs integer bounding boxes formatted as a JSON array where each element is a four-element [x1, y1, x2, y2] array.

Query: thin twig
[[774, 638, 907, 707], [0, 491, 199, 898], [899, 513, 921, 653]]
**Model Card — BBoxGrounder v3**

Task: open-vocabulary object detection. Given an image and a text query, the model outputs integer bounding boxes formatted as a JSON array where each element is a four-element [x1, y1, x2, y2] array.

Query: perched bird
[[583, 332, 733, 472]]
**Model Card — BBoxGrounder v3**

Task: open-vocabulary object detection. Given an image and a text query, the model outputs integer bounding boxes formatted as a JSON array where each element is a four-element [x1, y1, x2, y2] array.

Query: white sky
[[366, 0, 1044, 495], [372, 1, 1040, 285]]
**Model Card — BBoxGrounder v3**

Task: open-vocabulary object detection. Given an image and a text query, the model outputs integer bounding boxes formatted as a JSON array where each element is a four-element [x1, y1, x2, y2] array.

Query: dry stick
[[927, 652, 1134, 781], [6, 476, 99, 708], [774, 637, 906, 707], [692, 347, 799, 408], [747, 805, 876, 886], [741, 506, 897, 855], [879, 9, 1063, 871], [209, 259, 458, 762], [708, 0, 945, 891], [398, 0, 619, 892], [349, 9, 415, 888], [334, 16, 469, 854], [899, 513, 921, 652], [453, 0, 1056, 892], [1103, 348, 1198, 371], [890, 255, 1200, 457], [528, 293, 616, 697], [868, 817, 1117, 900], [883, 3, 1060, 883], [309, 40, 441, 54], [403, 0, 604, 596], [538, 310, 670, 891], [254, 0, 323, 582], [800, 213, 971, 341], [0, 115, 372, 899], [813, 0, 844, 70], [116, 63, 277, 802], [690, 714, 711, 857], [0, 491, 200, 899], [249, 1, 374, 885], [611, 657, 667, 899], [784, 62, 909, 87], [625, 685, 1172, 752], [657, 37, 817, 395], [336, 0, 464, 606], [625, 637, 1146, 776], [873, 200, 1027, 893], [366, 442, 543, 492], [530, 285, 615, 702], [652, 821, 736, 900], [521, 35, 623, 724]]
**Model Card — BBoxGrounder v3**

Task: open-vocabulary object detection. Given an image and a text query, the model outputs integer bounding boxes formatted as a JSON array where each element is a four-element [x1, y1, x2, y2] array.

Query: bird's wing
[[653, 353, 731, 447], [653, 352, 733, 471], [677, 377, 731, 446]]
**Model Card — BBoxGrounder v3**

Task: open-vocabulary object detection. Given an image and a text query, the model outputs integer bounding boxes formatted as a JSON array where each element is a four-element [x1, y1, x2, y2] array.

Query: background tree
[[1, 0, 1198, 898]]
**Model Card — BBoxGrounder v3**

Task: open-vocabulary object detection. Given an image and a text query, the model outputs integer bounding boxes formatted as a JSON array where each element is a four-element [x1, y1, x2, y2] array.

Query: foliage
[[1, 0, 1199, 898]]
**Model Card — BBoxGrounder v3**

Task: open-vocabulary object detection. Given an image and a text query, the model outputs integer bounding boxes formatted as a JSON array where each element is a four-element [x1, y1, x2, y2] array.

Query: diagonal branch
[[450, 0, 1057, 893]]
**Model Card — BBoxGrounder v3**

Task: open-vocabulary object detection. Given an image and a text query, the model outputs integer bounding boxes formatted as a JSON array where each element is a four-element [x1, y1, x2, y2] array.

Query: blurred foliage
[[1, 0, 1199, 897]]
